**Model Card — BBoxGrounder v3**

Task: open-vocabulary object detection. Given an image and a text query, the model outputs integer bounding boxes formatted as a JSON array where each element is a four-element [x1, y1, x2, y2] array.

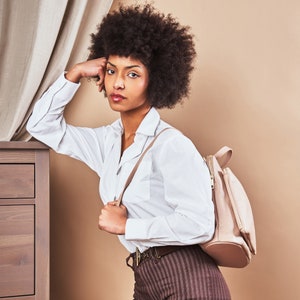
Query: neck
[[120, 107, 151, 155], [120, 107, 151, 138]]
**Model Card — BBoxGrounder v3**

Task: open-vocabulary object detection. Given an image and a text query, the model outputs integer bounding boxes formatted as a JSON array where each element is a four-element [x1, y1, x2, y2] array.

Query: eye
[[128, 72, 140, 79], [106, 68, 115, 75]]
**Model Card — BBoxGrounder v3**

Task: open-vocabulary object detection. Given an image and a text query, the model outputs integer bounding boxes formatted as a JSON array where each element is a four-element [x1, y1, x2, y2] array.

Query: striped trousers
[[128, 245, 231, 300]]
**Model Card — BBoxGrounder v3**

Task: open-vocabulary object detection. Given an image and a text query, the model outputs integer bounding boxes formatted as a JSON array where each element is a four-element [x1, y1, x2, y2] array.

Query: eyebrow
[[107, 61, 142, 69]]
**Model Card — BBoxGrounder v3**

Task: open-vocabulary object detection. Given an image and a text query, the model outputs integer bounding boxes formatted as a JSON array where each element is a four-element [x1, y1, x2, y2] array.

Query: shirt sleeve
[[125, 133, 215, 246], [26, 73, 105, 175]]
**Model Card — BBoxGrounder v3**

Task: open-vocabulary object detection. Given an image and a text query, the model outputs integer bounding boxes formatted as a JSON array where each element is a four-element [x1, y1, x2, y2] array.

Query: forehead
[[107, 55, 147, 70]]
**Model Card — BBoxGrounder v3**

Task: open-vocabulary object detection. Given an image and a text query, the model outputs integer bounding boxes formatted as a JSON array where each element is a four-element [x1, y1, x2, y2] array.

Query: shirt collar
[[136, 107, 160, 137], [110, 107, 160, 137]]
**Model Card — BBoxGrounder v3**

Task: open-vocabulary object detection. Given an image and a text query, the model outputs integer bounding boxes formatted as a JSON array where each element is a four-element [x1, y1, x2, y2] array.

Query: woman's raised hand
[[65, 57, 107, 91]]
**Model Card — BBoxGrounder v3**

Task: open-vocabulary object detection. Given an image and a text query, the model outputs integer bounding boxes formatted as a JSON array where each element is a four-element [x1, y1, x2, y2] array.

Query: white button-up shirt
[[27, 73, 214, 253]]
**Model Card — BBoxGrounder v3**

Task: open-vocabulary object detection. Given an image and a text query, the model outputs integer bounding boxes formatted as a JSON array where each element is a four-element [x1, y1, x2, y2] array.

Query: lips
[[110, 93, 126, 102]]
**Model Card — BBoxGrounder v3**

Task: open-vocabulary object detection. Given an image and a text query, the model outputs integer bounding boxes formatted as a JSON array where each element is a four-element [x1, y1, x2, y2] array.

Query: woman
[[27, 4, 231, 299]]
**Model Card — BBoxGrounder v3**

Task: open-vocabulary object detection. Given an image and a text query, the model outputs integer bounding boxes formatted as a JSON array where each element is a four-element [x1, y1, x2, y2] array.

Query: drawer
[[0, 205, 34, 297], [0, 164, 34, 199]]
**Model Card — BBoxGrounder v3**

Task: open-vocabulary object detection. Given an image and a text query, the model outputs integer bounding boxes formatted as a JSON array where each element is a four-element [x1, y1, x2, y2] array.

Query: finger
[[98, 64, 105, 76], [98, 215, 104, 230], [99, 66, 106, 77], [96, 74, 105, 92], [98, 222, 105, 231], [106, 200, 117, 207], [98, 57, 107, 67], [97, 83, 104, 92]]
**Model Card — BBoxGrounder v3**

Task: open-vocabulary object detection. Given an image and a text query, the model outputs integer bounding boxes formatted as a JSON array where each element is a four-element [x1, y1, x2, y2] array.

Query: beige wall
[[50, 0, 300, 299]]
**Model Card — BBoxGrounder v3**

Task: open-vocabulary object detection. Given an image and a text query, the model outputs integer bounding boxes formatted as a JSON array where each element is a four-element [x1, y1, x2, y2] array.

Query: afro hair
[[88, 4, 196, 109]]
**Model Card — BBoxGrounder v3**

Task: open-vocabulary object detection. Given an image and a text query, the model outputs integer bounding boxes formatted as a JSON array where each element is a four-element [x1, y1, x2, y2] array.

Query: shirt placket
[[113, 134, 148, 202]]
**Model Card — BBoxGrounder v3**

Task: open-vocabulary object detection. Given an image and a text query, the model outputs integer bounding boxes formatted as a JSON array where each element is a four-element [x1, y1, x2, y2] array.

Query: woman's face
[[104, 55, 150, 114]]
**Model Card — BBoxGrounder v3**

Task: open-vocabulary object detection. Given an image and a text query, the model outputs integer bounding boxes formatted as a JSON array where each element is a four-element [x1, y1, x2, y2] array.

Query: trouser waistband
[[126, 245, 185, 269]]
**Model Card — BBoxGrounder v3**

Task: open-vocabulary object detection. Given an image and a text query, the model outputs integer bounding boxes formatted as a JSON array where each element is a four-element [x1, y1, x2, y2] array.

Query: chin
[[108, 102, 124, 112]]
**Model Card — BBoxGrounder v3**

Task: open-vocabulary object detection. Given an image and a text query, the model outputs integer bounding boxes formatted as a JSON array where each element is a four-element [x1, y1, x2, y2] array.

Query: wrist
[[65, 65, 82, 83]]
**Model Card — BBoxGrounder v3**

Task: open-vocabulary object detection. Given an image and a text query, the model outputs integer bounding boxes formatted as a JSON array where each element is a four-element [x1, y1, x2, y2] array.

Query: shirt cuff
[[46, 72, 81, 105]]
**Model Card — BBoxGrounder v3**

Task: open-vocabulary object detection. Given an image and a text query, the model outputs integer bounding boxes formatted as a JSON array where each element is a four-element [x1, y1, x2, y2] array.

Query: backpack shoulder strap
[[214, 146, 233, 168], [116, 127, 171, 206], [206, 146, 233, 189]]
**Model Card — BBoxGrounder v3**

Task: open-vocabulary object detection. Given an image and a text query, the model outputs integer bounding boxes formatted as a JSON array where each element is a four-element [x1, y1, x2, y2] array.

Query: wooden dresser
[[0, 142, 49, 300]]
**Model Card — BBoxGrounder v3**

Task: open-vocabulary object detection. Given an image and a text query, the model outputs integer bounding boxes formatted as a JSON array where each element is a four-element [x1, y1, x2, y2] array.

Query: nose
[[113, 77, 125, 90]]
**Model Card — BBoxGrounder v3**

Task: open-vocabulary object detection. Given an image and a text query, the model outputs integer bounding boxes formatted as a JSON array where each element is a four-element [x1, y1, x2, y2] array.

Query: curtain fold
[[0, 0, 113, 141]]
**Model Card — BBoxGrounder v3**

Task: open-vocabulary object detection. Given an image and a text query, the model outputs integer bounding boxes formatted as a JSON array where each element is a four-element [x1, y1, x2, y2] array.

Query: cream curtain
[[0, 0, 112, 141]]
